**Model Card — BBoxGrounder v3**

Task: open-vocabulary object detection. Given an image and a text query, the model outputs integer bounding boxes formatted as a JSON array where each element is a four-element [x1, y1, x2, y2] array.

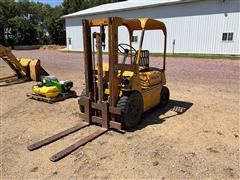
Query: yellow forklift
[[28, 17, 169, 162]]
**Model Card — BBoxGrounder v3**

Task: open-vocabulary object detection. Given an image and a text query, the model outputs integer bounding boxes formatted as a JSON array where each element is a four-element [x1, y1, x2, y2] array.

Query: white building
[[62, 0, 240, 55]]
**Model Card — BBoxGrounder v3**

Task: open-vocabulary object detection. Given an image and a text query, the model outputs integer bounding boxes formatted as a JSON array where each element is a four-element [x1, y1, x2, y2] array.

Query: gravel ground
[[0, 50, 239, 179]]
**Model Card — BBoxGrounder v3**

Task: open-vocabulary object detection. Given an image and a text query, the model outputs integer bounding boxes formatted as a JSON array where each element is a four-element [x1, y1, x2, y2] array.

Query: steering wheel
[[118, 43, 137, 55]]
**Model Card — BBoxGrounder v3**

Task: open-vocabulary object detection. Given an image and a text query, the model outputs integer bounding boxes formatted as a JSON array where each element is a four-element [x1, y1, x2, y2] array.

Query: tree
[[0, 0, 126, 46], [7, 16, 38, 45], [45, 6, 66, 45], [0, 0, 17, 46], [62, 0, 85, 15]]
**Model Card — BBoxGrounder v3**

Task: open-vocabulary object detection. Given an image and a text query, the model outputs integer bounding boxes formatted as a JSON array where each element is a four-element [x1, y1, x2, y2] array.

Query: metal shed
[[63, 0, 240, 55]]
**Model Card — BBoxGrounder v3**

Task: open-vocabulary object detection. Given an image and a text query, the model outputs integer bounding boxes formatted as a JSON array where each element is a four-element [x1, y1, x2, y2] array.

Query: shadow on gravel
[[131, 99, 193, 131]]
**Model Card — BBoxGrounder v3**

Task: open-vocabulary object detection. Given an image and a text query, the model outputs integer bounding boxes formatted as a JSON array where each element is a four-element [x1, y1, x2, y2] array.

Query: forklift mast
[[81, 17, 122, 130]]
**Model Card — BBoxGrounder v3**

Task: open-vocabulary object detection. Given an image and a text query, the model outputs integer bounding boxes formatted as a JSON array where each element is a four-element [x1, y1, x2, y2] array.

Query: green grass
[[61, 50, 240, 60], [150, 53, 240, 60]]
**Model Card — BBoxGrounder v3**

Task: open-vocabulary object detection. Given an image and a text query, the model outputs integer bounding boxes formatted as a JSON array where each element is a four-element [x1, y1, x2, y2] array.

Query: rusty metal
[[82, 19, 94, 97], [109, 121, 122, 130], [92, 116, 102, 124], [96, 33, 104, 102], [27, 123, 89, 151], [50, 128, 107, 162], [108, 17, 119, 108], [163, 31, 167, 70], [108, 17, 120, 124], [92, 32, 97, 103], [78, 96, 91, 123], [101, 101, 109, 128], [79, 17, 132, 130], [109, 106, 122, 115], [91, 102, 102, 110]]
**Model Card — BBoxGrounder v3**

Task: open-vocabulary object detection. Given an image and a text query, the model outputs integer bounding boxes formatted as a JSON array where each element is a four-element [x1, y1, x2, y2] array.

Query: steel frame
[[78, 17, 123, 131]]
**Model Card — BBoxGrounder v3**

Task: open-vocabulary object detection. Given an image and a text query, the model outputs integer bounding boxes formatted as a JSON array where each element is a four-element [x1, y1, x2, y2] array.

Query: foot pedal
[[50, 128, 107, 162]]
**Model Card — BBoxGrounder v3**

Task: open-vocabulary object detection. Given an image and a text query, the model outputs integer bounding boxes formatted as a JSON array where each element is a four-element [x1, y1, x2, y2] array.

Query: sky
[[30, 0, 64, 7]]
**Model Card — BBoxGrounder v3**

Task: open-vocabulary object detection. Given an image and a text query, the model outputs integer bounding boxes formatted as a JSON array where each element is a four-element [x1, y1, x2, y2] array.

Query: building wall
[[65, 0, 240, 55]]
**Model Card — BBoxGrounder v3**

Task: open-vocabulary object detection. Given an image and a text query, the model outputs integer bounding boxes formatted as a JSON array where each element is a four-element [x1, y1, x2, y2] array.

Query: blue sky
[[30, 0, 64, 7]]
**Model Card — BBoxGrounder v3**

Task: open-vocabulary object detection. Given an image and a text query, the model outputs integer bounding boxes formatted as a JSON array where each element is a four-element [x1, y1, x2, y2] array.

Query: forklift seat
[[133, 50, 150, 70], [133, 50, 163, 87]]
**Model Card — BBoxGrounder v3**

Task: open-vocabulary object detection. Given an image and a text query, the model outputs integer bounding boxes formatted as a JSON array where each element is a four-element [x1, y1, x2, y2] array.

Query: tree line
[[0, 0, 125, 47]]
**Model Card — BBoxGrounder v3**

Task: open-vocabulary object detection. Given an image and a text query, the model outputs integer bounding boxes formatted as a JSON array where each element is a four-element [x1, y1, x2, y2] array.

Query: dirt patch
[[0, 50, 239, 179]]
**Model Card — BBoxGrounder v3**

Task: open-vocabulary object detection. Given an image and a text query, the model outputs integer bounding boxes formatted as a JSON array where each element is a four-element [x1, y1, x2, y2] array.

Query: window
[[222, 32, 234, 41], [131, 36, 138, 43], [228, 32, 233, 41], [222, 33, 228, 41]]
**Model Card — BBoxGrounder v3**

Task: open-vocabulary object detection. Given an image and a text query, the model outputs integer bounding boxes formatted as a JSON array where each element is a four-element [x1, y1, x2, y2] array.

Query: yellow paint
[[19, 58, 32, 67], [121, 71, 134, 77], [18, 57, 48, 81], [136, 48, 142, 65], [161, 71, 166, 84], [142, 85, 162, 112], [139, 70, 162, 87], [104, 88, 110, 95], [32, 85, 59, 98], [105, 88, 122, 97], [102, 62, 109, 71], [130, 74, 142, 92]]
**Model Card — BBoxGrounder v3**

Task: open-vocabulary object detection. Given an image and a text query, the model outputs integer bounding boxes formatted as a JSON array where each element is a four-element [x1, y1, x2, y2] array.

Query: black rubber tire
[[117, 91, 143, 129], [79, 88, 86, 113], [159, 86, 170, 108]]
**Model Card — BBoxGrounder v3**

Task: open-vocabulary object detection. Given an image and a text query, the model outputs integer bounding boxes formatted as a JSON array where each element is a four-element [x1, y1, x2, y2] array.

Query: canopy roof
[[122, 18, 166, 33], [89, 17, 166, 34]]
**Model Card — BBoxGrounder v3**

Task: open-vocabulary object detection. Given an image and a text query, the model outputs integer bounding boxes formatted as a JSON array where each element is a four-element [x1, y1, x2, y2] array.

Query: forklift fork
[[28, 122, 107, 162]]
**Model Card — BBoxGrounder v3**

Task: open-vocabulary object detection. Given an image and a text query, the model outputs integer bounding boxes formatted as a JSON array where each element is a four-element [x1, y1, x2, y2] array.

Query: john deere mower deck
[[28, 17, 169, 162]]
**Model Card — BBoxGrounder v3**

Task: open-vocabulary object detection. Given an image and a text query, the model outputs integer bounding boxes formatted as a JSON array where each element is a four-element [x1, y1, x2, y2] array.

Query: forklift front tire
[[117, 91, 143, 129]]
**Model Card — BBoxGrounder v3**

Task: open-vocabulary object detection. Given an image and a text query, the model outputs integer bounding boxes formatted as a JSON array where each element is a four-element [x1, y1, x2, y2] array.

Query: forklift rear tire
[[79, 88, 86, 113], [159, 86, 170, 108], [117, 91, 143, 129]]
